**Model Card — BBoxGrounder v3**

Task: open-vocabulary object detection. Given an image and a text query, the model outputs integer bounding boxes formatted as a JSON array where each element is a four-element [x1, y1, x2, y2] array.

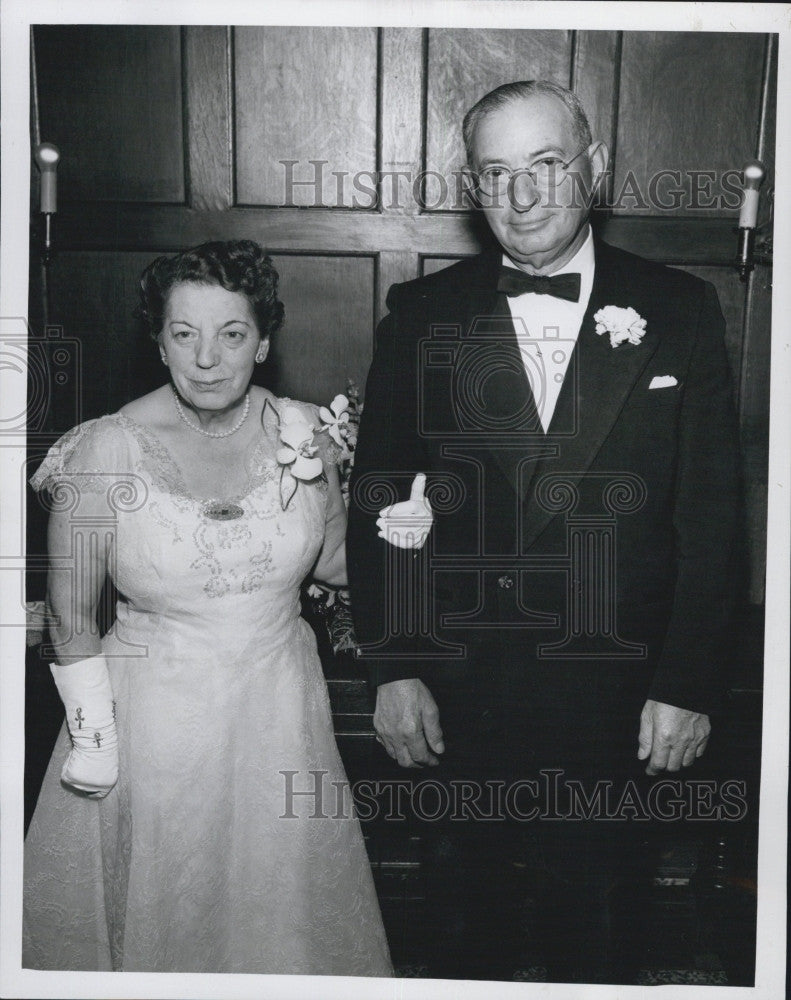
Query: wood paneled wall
[[30, 26, 775, 611]]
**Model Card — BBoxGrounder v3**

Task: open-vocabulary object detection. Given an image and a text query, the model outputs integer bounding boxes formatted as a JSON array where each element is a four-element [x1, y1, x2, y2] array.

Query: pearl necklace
[[172, 386, 250, 439]]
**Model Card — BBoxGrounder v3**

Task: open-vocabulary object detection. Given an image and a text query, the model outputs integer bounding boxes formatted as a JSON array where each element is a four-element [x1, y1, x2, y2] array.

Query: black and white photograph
[[1, 2, 788, 999]]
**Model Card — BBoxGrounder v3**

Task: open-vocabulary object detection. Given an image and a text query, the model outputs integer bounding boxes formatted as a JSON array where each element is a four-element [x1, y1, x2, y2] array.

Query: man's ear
[[461, 165, 481, 209], [588, 141, 610, 193]]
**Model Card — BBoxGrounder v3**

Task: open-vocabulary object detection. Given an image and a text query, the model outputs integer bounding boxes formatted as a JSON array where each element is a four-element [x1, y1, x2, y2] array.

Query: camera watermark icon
[[419, 316, 579, 439], [353, 464, 648, 661], [5, 465, 150, 658], [0, 317, 83, 446], [352, 471, 468, 660]]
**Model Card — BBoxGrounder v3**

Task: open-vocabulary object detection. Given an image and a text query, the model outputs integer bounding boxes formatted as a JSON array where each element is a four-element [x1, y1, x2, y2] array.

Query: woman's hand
[[51, 656, 119, 798]]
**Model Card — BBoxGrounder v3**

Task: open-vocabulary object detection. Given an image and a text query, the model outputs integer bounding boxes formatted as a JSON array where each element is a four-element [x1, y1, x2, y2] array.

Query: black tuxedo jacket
[[346, 239, 741, 734]]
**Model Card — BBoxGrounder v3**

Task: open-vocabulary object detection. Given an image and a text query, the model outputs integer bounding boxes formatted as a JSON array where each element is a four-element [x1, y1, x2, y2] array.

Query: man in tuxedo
[[347, 80, 740, 982]]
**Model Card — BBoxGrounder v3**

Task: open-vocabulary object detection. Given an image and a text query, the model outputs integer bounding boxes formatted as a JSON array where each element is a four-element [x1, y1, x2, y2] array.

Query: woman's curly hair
[[138, 240, 285, 341]]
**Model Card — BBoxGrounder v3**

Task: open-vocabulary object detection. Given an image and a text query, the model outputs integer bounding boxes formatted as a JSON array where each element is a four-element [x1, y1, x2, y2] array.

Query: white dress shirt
[[502, 226, 595, 432]]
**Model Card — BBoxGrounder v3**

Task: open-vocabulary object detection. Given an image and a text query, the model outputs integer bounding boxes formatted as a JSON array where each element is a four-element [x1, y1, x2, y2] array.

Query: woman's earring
[[160, 354, 169, 366], [255, 347, 267, 364]]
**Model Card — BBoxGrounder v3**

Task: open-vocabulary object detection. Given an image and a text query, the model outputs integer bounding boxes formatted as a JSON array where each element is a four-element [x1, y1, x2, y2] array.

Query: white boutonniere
[[594, 305, 647, 348]]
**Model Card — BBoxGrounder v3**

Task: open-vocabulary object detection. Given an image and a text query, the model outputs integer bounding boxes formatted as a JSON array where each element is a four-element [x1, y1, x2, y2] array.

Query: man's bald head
[[462, 80, 593, 165]]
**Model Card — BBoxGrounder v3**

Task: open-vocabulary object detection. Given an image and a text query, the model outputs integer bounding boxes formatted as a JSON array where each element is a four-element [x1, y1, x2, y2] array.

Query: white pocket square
[[649, 375, 678, 389]]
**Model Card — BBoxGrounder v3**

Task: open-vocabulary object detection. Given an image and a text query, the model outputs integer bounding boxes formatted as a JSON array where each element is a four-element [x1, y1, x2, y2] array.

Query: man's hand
[[373, 678, 445, 767], [637, 698, 711, 776]]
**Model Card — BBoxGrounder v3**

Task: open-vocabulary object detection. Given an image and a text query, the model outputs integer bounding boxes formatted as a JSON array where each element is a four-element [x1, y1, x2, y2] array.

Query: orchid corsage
[[594, 305, 647, 348], [266, 394, 353, 510], [318, 394, 355, 456]]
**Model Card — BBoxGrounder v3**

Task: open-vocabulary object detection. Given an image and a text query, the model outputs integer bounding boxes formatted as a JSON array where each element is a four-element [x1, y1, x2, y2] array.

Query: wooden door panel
[[45, 251, 157, 423], [739, 267, 772, 466], [268, 254, 375, 404], [184, 27, 233, 212], [614, 32, 765, 216], [234, 27, 378, 208], [422, 255, 464, 277], [739, 264, 772, 604], [34, 26, 185, 204], [572, 32, 620, 158]]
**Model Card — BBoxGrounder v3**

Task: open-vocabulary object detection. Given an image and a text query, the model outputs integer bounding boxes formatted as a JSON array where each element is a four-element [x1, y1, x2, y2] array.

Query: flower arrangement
[[304, 582, 357, 654], [324, 379, 362, 507]]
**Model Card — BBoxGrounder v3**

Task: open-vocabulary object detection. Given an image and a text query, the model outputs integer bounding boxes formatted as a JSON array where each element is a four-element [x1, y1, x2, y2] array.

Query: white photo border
[[2, 3, 788, 999]]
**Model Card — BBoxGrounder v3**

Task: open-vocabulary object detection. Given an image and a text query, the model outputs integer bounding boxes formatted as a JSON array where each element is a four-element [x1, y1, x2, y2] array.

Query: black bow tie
[[497, 266, 581, 303]]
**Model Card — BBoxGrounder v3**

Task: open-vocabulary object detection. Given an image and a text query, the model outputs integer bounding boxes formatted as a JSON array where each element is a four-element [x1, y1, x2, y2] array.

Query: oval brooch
[[203, 500, 245, 521]]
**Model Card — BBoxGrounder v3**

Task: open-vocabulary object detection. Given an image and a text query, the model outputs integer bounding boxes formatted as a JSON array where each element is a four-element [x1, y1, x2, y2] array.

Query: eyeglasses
[[474, 145, 591, 198]]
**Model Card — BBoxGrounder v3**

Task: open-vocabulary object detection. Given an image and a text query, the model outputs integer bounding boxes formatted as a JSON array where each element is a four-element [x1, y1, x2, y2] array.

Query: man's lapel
[[521, 239, 662, 549]]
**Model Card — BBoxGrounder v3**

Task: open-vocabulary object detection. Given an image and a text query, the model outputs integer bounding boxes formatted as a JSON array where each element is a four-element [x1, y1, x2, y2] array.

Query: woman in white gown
[[23, 240, 393, 976]]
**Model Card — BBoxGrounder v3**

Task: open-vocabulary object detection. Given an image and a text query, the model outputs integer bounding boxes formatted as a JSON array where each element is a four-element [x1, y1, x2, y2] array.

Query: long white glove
[[377, 473, 434, 549], [50, 655, 119, 799]]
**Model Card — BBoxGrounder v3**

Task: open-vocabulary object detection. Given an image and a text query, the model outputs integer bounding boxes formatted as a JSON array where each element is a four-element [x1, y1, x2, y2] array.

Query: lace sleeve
[[29, 416, 133, 495]]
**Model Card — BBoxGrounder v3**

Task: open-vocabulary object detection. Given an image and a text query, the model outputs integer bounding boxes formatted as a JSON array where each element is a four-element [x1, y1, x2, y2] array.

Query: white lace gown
[[23, 402, 393, 976]]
